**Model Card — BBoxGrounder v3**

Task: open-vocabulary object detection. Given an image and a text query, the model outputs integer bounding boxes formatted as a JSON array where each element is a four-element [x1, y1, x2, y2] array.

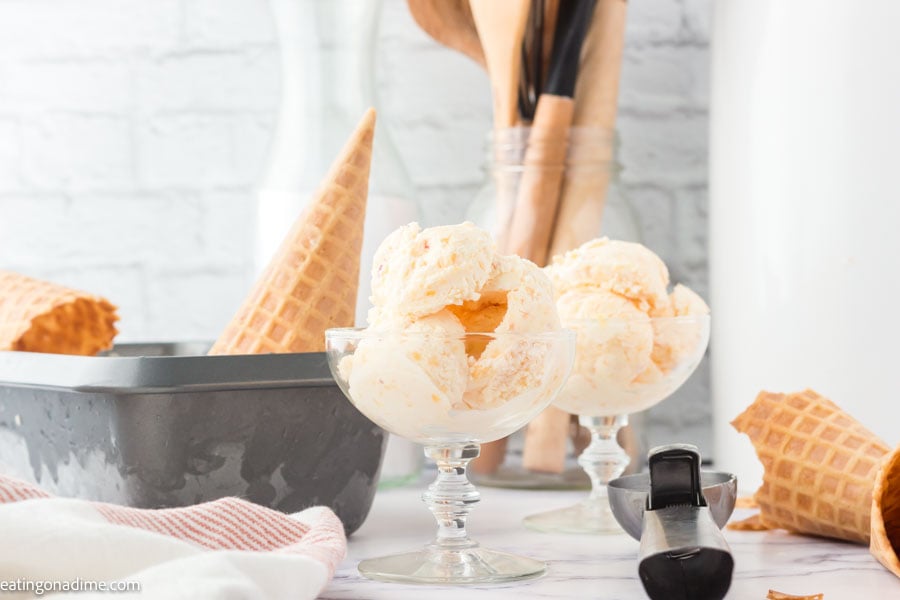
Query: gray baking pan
[[0, 343, 386, 535]]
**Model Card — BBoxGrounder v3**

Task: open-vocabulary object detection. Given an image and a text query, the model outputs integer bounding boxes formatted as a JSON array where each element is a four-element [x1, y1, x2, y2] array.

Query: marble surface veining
[[321, 483, 899, 599]]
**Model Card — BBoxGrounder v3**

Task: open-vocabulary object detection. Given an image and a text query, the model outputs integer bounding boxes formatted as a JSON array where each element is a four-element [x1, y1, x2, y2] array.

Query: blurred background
[[0, 0, 711, 450]]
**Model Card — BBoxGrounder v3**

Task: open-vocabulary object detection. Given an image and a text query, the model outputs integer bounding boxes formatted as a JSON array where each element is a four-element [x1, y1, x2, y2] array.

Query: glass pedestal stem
[[578, 414, 630, 505], [356, 441, 546, 584], [423, 444, 480, 551], [523, 414, 630, 534]]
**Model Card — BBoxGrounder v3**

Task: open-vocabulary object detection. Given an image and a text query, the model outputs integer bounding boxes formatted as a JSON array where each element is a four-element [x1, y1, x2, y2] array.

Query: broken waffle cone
[[209, 108, 375, 355], [871, 443, 900, 577], [0, 271, 118, 355], [732, 389, 890, 544], [726, 513, 770, 532], [766, 591, 824, 600]]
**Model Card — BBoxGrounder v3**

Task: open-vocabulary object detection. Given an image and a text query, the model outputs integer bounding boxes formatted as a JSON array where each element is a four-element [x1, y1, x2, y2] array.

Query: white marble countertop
[[322, 482, 900, 599]]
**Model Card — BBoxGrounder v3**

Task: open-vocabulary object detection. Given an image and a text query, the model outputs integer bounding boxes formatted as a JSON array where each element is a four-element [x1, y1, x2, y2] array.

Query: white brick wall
[[0, 0, 712, 454]]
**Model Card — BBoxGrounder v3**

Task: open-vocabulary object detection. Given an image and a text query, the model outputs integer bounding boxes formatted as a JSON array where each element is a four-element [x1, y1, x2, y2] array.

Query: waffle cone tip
[[210, 108, 376, 355]]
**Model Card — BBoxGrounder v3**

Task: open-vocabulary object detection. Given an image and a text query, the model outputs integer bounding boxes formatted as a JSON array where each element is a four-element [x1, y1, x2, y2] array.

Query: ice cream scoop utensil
[[636, 444, 734, 600]]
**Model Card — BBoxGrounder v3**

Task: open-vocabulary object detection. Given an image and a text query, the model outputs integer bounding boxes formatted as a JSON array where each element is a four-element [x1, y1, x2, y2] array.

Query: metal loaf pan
[[0, 343, 386, 535]]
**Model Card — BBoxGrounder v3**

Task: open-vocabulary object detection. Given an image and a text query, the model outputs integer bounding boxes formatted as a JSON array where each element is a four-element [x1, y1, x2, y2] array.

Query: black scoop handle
[[639, 444, 733, 600]]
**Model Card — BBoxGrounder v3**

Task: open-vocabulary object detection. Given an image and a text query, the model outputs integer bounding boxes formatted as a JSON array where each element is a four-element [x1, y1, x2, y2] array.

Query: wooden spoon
[[407, 0, 485, 68], [506, 0, 597, 267], [547, 0, 627, 259], [469, 0, 531, 128], [572, 0, 627, 128]]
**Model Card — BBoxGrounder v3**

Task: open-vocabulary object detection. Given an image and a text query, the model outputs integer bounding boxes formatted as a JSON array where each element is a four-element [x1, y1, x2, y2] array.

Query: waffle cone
[[0, 271, 118, 355], [732, 389, 889, 544], [209, 108, 375, 355], [871, 444, 900, 577]]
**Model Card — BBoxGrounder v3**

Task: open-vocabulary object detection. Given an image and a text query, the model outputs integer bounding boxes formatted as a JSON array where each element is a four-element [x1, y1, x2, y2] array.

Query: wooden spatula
[[469, 0, 531, 128], [407, 0, 485, 68]]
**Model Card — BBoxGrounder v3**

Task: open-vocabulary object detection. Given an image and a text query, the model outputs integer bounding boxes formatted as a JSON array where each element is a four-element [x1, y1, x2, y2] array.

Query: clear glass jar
[[468, 127, 637, 255], [466, 126, 646, 489], [259, 0, 422, 488]]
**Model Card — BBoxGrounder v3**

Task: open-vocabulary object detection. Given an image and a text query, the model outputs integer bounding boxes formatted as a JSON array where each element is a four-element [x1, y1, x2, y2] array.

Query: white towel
[[0, 474, 346, 599]]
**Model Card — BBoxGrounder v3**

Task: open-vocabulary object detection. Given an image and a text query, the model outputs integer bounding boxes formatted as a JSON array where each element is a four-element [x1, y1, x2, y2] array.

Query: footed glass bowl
[[524, 315, 710, 534], [326, 327, 575, 585]]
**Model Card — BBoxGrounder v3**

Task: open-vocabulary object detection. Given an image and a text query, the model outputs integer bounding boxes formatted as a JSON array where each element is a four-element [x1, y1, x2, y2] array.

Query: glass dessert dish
[[523, 315, 710, 535], [326, 327, 575, 584]]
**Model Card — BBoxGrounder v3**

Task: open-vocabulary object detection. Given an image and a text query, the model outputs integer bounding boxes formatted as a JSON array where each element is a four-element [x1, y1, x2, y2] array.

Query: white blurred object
[[710, 0, 900, 491], [258, 0, 419, 326], [259, 0, 422, 485]]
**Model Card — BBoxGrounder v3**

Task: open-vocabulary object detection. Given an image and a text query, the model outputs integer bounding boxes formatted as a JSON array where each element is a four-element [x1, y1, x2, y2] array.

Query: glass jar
[[468, 127, 637, 256], [258, 0, 422, 487], [466, 127, 646, 489]]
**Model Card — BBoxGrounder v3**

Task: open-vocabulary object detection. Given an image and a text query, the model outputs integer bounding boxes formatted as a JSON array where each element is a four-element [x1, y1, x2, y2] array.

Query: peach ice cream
[[338, 222, 571, 443], [547, 238, 709, 417], [548, 238, 671, 312], [369, 222, 494, 319]]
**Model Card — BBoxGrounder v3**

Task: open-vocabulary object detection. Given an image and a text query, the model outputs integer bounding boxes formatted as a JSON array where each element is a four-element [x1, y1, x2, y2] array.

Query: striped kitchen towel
[[0, 473, 346, 599]]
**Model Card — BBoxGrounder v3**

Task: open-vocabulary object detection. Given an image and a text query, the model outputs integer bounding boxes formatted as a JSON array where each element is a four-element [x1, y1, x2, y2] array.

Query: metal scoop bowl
[[607, 470, 737, 541]]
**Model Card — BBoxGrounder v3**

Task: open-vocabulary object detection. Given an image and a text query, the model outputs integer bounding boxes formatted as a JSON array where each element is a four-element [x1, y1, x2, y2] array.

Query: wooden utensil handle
[[504, 94, 575, 474], [471, 437, 508, 474], [572, 0, 626, 128], [476, 95, 574, 475], [523, 0, 628, 477], [470, 0, 531, 128], [547, 164, 612, 257], [522, 405, 572, 473], [504, 93, 574, 266], [549, 0, 626, 258]]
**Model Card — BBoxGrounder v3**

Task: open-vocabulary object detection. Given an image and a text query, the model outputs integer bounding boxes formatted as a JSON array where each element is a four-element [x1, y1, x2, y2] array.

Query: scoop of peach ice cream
[[338, 222, 567, 442], [439, 254, 564, 411], [547, 238, 670, 312], [464, 336, 567, 411], [650, 284, 710, 372], [557, 288, 654, 385], [370, 222, 494, 319], [485, 255, 561, 333], [447, 254, 561, 335], [339, 310, 469, 442], [669, 284, 710, 316]]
